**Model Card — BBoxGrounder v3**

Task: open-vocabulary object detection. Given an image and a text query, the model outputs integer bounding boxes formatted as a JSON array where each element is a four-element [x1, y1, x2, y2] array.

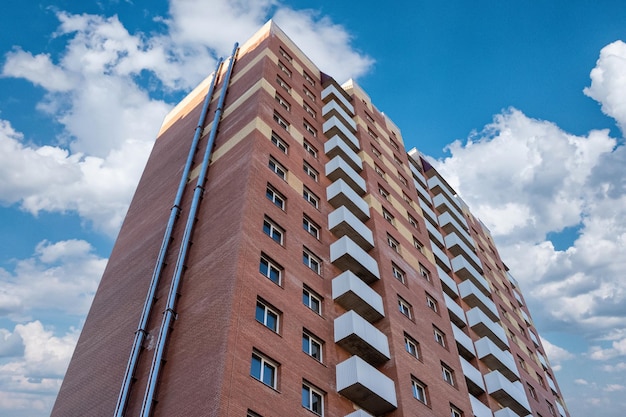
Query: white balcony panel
[[467, 307, 509, 350], [433, 193, 468, 228], [410, 162, 427, 186], [470, 394, 494, 417], [537, 351, 548, 370], [432, 241, 452, 270], [322, 83, 355, 115], [330, 236, 380, 284], [475, 336, 520, 381], [329, 207, 374, 251], [460, 356, 485, 395], [529, 330, 539, 347], [325, 135, 363, 172], [547, 374, 558, 394], [485, 370, 531, 416], [345, 411, 375, 417], [458, 280, 499, 322], [451, 255, 491, 296], [419, 199, 439, 227], [556, 401, 567, 417], [513, 290, 524, 306], [445, 293, 467, 328], [323, 100, 357, 131], [332, 271, 384, 323], [494, 408, 521, 417], [327, 179, 370, 221], [414, 179, 432, 203], [521, 310, 531, 325], [428, 176, 463, 212], [437, 265, 458, 297], [427, 223, 445, 250], [335, 310, 390, 364], [326, 156, 367, 196], [439, 211, 473, 246], [445, 232, 482, 272], [323, 116, 360, 151], [452, 322, 476, 359], [506, 271, 520, 288], [336, 356, 398, 415]]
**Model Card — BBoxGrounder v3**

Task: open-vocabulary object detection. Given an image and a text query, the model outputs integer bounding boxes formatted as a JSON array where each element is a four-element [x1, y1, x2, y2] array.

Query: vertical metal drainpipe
[[113, 58, 224, 417], [139, 42, 239, 417]]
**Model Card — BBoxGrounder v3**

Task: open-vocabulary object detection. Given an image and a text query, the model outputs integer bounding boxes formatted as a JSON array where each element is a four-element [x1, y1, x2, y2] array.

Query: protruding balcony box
[[322, 83, 354, 115], [326, 156, 367, 196], [469, 394, 493, 417], [419, 199, 439, 227], [427, 222, 445, 250], [327, 179, 370, 221], [445, 232, 483, 272], [528, 330, 539, 348], [439, 211, 474, 247], [458, 280, 499, 321], [330, 236, 380, 284], [335, 311, 390, 365], [452, 323, 475, 359], [537, 351, 549, 370], [521, 309, 531, 325], [460, 356, 485, 396], [329, 207, 374, 251], [414, 179, 432, 203], [451, 255, 491, 296], [336, 356, 398, 415], [345, 411, 374, 417], [445, 293, 467, 328], [437, 265, 458, 297], [513, 290, 524, 306], [506, 271, 520, 288], [467, 307, 509, 350], [323, 116, 360, 151], [547, 374, 558, 395], [485, 370, 531, 416], [325, 135, 363, 172], [432, 242, 452, 271], [409, 161, 427, 186], [332, 271, 384, 323], [323, 100, 357, 131], [433, 193, 467, 228], [475, 336, 520, 381], [428, 175, 463, 210], [494, 408, 522, 417], [556, 400, 567, 417]]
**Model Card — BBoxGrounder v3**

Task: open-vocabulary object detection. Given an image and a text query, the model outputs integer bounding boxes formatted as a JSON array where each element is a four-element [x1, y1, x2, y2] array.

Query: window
[[273, 111, 289, 130], [411, 378, 427, 404], [451, 405, 463, 417], [275, 93, 290, 111], [517, 354, 527, 371], [303, 120, 317, 137], [247, 410, 262, 417], [398, 173, 408, 186], [259, 255, 282, 285], [434, 326, 446, 347], [303, 162, 319, 181], [303, 102, 316, 118], [392, 263, 405, 283], [278, 60, 291, 77], [398, 296, 412, 319], [394, 155, 403, 165], [279, 47, 292, 62], [302, 383, 323, 416], [383, 208, 395, 225], [379, 186, 389, 200], [364, 112, 375, 124], [527, 383, 537, 400], [263, 217, 284, 245], [408, 214, 418, 229], [546, 401, 555, 416], [390, 138, 400, 150], [426, 293, 438, 312], [303, 249, 321, 274], [303, 140, 318, 158], [302, 331, 323, 361], [403, 192, 412, 205], [442, 363, 455, 386], [276, 76, 291, 92], [251, 351, 278, 389], [303, 215, 320, 239], [372, 146, 382, 158], [375, 165, 386, 179], [404, 333, 420, 359], [266, 185, 285, 210], [269, 157, 287, 180], [303, 71, 315, 86], [387, 234, 400, 253], [303, 187, 319, 208], [255, 299, 279, 332], [413, 238, 424, 253], [303, 87, 316, 102], [271, 132, 288, 154], [302, 286, 322, 314], [419, 263, 431, 281], [368, 128, 378, 140]]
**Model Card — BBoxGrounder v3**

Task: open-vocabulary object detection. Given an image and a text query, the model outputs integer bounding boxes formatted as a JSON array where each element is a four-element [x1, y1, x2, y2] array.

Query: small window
[[375, 165, 386, 179], [398, 296, 412, 319], [266, 184, 285, 210], [392, 263, 405, 283], [411, 378, 428, 404], [414, 238, 424, 253], [259, 255, 282, 285], [451, 405, 463, 417], [442, 363, 455, 386], [383, 208, 395, 225], [302, 383, 324, 416], [398, 173, 408, 186], [275, 93, 290, 111], [302, 286, 322, 314], [394, 155, 403, 165], [404, 333, 420, 359], [263, 217, 284, 245], [419, 263, 431, 281], [408, 214, 419, 229], [273, 111, 289, 130], [278, 60, 291, 77], [537, 372, 546, 388], [255, 299, 279, 332], [434, 326, 446, 347], [271, 132, 288, 154], [302, 331, 323, 362], [303, 162, 319, 181], [276, 76, 291, 92], [378, 186, 389, 200], [368, 128, 378, 140], [247, 410, 263, 417], [303, 215, 320, 239], [390, 138, 400, 150], [251, 351, 278, 389], [364, 112, 375, 124], [372, 146, 382, 158], [527, 383, 537, 400], [303, 249, 322, 275], [303, 87, 316, 102], [279, 47, 292, 62], [387, 234, 400, 253], [303, 102, 316, 118], [517, 354, 527, 371], [546, 401, 555, 417], [303, 71, 315, 86], [303, 120, 317, 137], [426, 293, 438, 312], [303, 140, 318, 158], [403, 192, 413, 205], [303, 187, 319, 208], [269, 157, 287, 180]]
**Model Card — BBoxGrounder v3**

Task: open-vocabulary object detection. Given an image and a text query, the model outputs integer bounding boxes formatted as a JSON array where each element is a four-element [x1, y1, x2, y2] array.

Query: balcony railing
[[467, 307, 509, 350], [323, 115, 360, 151], [414, 179, 432, 203], [458, 280, 499, 321], [427, 175, 464, 213], [324, 135, 363, 172], [452, 322, 475, 359], [321, 83, 354, 115], [431, 242, 452, 271], [335, 310, 390, 364], [445, 293, 467, 328], [475, 336, 520, 381], [329, 207, 374, 251], [460, 356, 485, 395], [326, 156, 367, 196], [419, 199, 439, 227], [330, 236, 380, 284], [322, 100, 357, 131], [484, 370, 531, 416], [332, 270, 384, 323], [437, 265, 458, 297], [432, 193, 468, 229], [469, 394, 493, 417], [451, 255, 491, 296], [439, 211, 474, 247], [445, 232, 483, 272], [327, 179, 370, 221]]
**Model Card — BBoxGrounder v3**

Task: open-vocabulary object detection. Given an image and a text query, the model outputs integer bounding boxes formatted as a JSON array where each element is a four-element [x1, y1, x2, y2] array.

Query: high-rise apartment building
[[52, 21, 569, 417]]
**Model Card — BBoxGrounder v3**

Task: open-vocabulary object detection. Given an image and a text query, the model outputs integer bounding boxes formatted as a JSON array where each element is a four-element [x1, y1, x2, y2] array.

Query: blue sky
[[1, 1, 625, 416]]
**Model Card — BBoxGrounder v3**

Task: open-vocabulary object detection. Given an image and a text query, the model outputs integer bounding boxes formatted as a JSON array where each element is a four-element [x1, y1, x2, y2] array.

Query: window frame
[[442, 363, 455, 386], [387, 234, 400, 253], [303, 248, 322, 275], [419, 263, 431, 281], [302, 382, 324, 416], [250, 350, 278, 389], [271, 131, 288, 154], [392, 263, 405, 284], [382, 207, 395, 225], [263, 217, 284, 245], [266, 184, 285, 210], [268, 156, 287, 180], [303, 87, 316, 102], [259, 254, 282, 285], [274, 93, 290, 111], [411, 378, 428, 404], [255, 298, 280, 332], [379, 186, 390, 200], [302, 330, 323, 362], [303, 215, 320, 239], [303, 140, 318, 158], [404, 333, 420, 359], [303, 101, 316, 118], [398, 296, 413, 319], [275, 76, 291, 93], [303, 187, 320, 208], [303, 120, 317, 137], [426, 293, 438, 312], [303, 161, 319, 182], [273, 111, 289, 130], [434, 326, 447, 347], [302, 286, 322, 314], [278, 60, 292, 77], [279, 47, 292, 62]]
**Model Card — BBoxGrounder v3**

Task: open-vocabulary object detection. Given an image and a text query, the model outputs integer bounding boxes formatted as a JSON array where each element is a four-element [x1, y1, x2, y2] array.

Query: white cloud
[[605, 384, 626, 392], [574, 378, 589, 385], [541, 337, 575, 369], [590, 337, 626, 361]]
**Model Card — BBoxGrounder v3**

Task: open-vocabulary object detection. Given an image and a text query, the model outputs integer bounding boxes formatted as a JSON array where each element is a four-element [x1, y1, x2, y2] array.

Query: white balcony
[[414, 179, 432, 203], [439, 211, 474, 246], [419, 199, 439, 227], [323, 116, 360, 151], [494, 408, 521, 417], [513, 290, 524, 306], [556, 400, 567, 417], [332, 271, 384, 323], [452, 322, 476, 359], [427, 176, 463, 211], [329, 207, 374, 251], [445, 293, 467, 328], [467, 307, 509, 350], [409, 159, 427, 185], [528, 330, 539, 348], [458, 280, 499, 322], [537, 351, 548, 370], [322, 83, 354, 115], [433, 193, 468, 229], [506, 271, 520, 288], [323, 100, 357, 131], [460, 356, 485, 395], [451, 255, 491, 296], [335, 310, 390, 364], [445, 232, 483, 272], [330, 236, 380, 284], [484, 370, 531, 416], [324, 135, 363, 172], [437, 265, 458, 297], [327, 179, 370, 221], [547, 374, 558, 395], [326, 156, 367, 196], [345, 411, 374, 417], [432, 241, 452, 270], [427, 222, 445, 250], [521, 310, 531, 325], [470, 394, 493, 417], [336, 356, 398, 415], [475, 336, 520, 382]]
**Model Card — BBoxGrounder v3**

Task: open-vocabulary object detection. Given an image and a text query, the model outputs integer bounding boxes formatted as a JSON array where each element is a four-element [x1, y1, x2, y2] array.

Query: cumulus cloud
[[541, 337, 574, 371]]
